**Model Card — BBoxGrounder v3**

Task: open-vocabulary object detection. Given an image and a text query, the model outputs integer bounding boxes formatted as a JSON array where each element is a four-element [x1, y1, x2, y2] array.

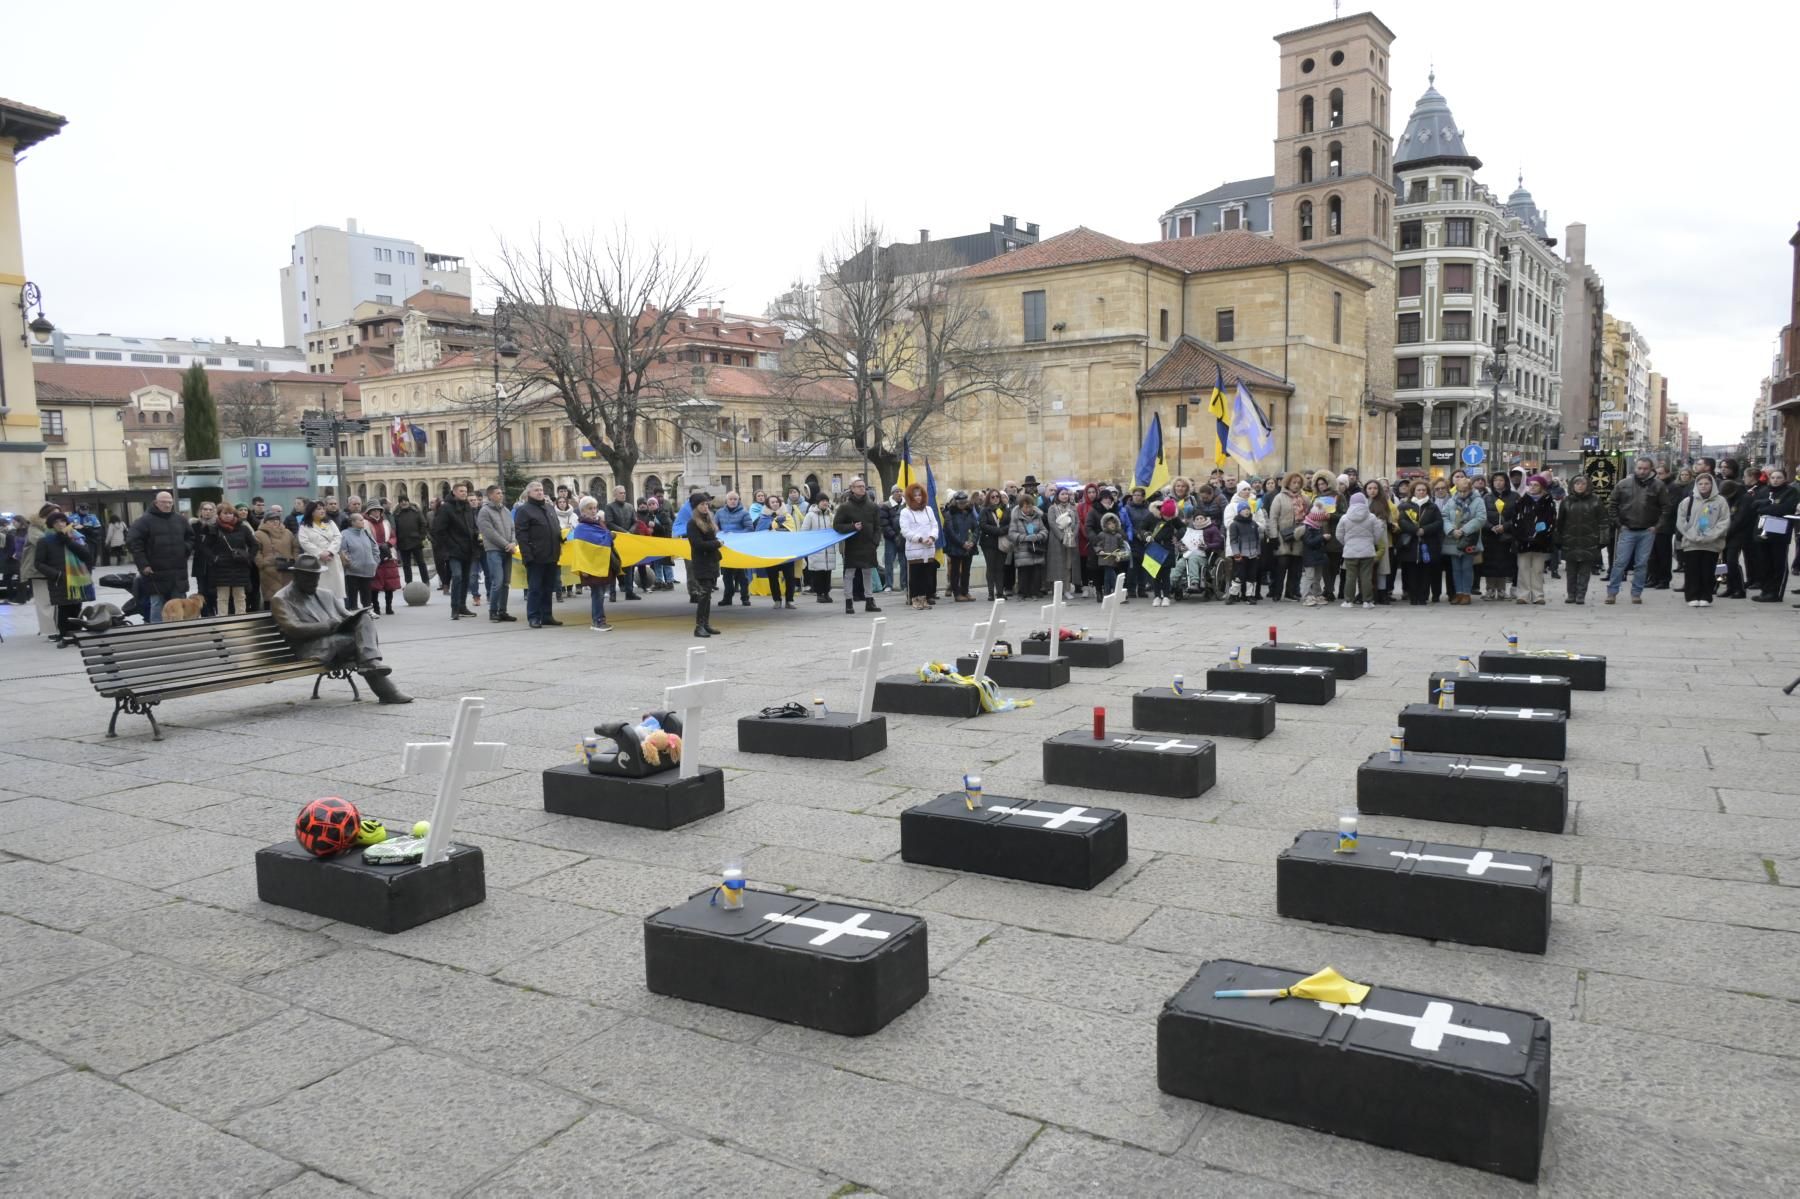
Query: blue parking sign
[[255, 441, 272, 458]]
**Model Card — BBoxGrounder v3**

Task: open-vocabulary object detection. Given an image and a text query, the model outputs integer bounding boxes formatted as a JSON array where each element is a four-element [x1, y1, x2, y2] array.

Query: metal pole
[[732, 415, 741, 492]]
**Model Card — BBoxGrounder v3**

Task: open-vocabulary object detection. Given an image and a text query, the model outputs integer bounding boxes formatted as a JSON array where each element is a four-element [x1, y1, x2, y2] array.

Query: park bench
[[77, 612, 359, 740]]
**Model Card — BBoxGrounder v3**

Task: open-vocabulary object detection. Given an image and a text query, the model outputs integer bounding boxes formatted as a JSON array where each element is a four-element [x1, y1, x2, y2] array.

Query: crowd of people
[[5, 454, 1796, 646]]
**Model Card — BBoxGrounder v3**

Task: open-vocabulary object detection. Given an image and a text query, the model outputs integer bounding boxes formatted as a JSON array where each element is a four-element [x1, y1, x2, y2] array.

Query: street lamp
[[492, 301, 519, 490], [17, 281, 53, 346], [1482, 348, 1510, 471]]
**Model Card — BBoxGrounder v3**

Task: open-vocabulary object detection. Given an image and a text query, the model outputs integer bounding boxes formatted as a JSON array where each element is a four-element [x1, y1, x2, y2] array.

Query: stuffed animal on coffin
[[586, 710, 686, 778]]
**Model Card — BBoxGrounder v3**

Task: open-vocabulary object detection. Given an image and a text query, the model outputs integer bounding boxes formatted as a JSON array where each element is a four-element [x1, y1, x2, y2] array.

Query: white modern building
[[279, 219, 471, 348], [30, 330, 307, 372]]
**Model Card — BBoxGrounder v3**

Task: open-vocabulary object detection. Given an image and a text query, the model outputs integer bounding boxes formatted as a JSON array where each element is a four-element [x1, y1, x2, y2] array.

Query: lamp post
[[1482, 348, 1510, 472], [491, 301, 519, 491], [17, 281, 53, 347]]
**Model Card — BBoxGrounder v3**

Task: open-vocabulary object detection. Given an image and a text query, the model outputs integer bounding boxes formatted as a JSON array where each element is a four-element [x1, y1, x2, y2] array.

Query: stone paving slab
[[4, 585, 1800, 1192]]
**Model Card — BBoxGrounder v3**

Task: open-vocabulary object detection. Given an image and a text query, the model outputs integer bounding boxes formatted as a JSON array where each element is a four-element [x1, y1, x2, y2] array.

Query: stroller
[[1170, 520, 1230, 602]]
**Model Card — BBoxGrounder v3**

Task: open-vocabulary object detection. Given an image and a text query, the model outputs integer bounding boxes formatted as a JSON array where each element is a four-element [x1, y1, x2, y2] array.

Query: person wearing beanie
[[1335, 491, 1381, 608], [1510, 474, 1559, 604], [1300, 498, 1332, 605]]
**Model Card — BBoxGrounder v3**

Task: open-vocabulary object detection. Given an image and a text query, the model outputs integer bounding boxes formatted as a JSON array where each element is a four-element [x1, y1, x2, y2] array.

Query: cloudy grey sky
[[11, 0, 1794, 444]]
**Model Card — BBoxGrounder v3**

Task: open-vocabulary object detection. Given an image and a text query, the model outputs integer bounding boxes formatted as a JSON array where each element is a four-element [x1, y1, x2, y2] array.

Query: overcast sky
[[11, 0, 1795, 445]]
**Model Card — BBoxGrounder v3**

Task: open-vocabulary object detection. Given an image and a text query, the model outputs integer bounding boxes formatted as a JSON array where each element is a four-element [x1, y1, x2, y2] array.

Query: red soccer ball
[[295, 796, 363, 857]]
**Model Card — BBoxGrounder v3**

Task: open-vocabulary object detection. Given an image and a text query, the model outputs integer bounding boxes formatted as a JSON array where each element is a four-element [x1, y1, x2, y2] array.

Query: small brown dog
[[159, 595, 207, 622]]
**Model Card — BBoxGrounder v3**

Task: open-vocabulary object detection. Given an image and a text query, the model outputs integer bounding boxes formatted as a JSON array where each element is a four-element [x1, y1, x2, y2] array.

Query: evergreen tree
[[500, 457, 530, 504], [180, 362, 220, 461]]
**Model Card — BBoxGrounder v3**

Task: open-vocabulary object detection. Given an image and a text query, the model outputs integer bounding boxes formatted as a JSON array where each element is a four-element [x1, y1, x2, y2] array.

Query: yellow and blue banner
[[1135, 413, 1171, 496], [1207, 369, 1230, 469], [1226, 380, 1276, 464]]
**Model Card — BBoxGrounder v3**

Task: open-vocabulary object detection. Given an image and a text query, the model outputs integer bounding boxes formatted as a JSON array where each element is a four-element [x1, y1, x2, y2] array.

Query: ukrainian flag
[[1207, 369, 1230, 468], [1135, 413, 1171, 496]]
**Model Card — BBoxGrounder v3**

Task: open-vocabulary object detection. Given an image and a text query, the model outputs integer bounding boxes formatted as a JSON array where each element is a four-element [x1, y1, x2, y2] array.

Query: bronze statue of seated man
[[270, 553, 412, 704]]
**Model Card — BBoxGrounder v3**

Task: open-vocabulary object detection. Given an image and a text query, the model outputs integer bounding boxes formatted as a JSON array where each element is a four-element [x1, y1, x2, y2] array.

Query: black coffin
[[1428, 671, 1573, 714], [1276, 829, 1552, 953], [954, 655, 1071, 691], [899, 792, 1127, 889], [1041, 729, 1216, 798], [1479, 650, 1606, 691], [1251, 642, 1368, 680], [1132, 688, 1277, 740], [542, 763, 725, 829], [1356, 751, 1568, 834], [872, 674, 983, 718], [255, 837, 485, 934], [736, 711, 887, 761], [1204, 664, 1336, 705], [643, 888, 928, 1036], [1020, 637, 1126, 667], [1158, 960, 1551, 1182], [1398, 703, 1566, 761]]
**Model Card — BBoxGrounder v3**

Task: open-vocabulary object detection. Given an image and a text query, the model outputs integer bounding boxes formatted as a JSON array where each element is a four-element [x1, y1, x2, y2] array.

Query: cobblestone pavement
[[2, 581, 1798, 1196]]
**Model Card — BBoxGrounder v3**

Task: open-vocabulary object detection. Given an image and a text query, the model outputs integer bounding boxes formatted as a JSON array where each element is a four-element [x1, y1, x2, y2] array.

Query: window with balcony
[[1022, 290, 1047, 342], [1216, 309, 1235, 343], [747, 418, 763, 442], [46, 458, 69, 488], [1398, 220, 1423, 250], [1442, 356, 1471, 386], [1397, 358, 1420, 389], [1444, 264, 1473, 294], [540, 428, 554, 460], [436, 430, 448, 463], [1445, 218, 1474, 248], [1407, 179, 1428, 203], [1397, 312, 1421, 344], [1399, 265, 1422, 297], [1443, 313, 1471, 341], [1438, 178, 1459, 200], [40, 409, 64, 440], [458, 429, 470, 460]]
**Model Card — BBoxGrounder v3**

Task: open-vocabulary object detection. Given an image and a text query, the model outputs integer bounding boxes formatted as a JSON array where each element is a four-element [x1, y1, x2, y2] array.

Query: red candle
[[1092, 707, 1105, 740], [1268, 625, 1277, 645]]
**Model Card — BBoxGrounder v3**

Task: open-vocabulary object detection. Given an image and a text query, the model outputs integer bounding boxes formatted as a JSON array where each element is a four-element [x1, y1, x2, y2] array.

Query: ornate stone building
[[1390, 76, 1565, 475]]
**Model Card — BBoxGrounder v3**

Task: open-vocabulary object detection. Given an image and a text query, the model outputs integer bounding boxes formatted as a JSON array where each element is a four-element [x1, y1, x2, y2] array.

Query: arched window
[[1300, 95, 1314, 133], [376, 482, 388, 499], [356, 482, 368, 500], [1327, 141, 1343, 177], [1328, 89, 1343, 128], [642, 474, 663, 498], [1327, 195, 1343, 236], [588, 476, 606, 497], [1298, 147, 1314, 183], [1298, 200, 1314, 241]]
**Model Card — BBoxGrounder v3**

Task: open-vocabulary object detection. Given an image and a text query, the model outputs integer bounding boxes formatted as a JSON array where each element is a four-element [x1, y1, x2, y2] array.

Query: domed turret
[[1394, 73, 1481, 172]]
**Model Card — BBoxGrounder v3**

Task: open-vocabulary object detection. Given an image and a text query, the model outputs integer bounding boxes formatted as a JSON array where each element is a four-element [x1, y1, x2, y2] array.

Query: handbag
[[998, 535, 1013, 553]]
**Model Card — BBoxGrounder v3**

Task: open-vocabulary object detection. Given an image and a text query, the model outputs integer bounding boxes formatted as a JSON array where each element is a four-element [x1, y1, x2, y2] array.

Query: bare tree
[[769, 217, 1034, 493], [214, 378, 285, 438], [488, 228, 709, 497]]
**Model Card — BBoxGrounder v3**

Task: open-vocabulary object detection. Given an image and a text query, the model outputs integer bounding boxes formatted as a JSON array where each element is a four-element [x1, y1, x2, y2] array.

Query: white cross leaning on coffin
[[1253, 666, 1327, 675], [1111, 737, 1200, 752], [848, 618, 896, 722], [1316, 999, 1512, 1051], [1389, 850, 1533, 877], [401, 696, 506, 865], [987, 804, 1103, 829], [1099, 574, 1126, 641], [763, 911, 892, 946], [1201, 692, 1265, 702], [1447, 762, 1550, 778], [1461, 707, 1549, 718], [664, 646, 728, 780], [1037, 581, 1066, 662]]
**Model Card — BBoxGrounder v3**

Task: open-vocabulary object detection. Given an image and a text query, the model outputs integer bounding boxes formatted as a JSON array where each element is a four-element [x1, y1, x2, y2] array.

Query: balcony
[[774, 439, 830, 459]]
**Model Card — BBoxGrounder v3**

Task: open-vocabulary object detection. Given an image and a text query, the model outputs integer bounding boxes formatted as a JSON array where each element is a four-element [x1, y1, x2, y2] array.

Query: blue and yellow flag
[[1135, 412, 1171, 496], [612, 528, 850, 570], [925, 457, 944, 550], [1226, 380, 1276, 466], [1207, 369, 1230, 469]]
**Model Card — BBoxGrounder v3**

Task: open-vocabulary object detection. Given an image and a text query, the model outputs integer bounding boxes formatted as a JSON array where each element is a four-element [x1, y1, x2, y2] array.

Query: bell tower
[[1271, 11, 1398, 409]]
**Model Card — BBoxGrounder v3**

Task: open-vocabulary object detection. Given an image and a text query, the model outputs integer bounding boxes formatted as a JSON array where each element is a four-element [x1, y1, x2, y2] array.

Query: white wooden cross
[[1112, 736, 1201, 752], [1256, 665, 1327, 675], [1037, 580, 1066, 662], [970, 599, 1007, 680], [988, 804, 1102, 829], [1449, 762, 1550, 778], [1099, 574, 1126, 641], [847, 617, 896, 723], [1388, 850, 1534, 877], [664, 646, 728, 780], [1467, 707, 1547, 719], [1202, 692, 1264, 703], [1316, 1000, 1511, 1052], [762, 910, 892, 946], [401, 696, 507, 865]]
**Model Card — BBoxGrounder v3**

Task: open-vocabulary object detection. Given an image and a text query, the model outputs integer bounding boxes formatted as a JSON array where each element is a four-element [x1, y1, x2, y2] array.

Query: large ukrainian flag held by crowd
[[514, 522, 851, 585]]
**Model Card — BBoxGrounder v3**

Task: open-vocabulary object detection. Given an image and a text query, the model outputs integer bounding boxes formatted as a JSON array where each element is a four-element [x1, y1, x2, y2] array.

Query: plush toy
[[586, 711, 686, 778], [639, 728, 684, 767]]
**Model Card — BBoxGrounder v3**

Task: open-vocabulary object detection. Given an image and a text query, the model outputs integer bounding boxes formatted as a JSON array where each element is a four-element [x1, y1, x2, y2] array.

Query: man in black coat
[[392, 496, 429, 584], [514, 480, 565, 627], [1750, 468, 1800, 603], [429, 482, 480, 617], [1648, 464, 1681, 589], [603, 486, 641, 602], [832, 476, 883, 614], [126, 490, 195, 623]]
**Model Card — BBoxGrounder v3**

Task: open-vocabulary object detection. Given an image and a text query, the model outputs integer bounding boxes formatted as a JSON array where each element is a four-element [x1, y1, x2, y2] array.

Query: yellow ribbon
[[915, 662, 1035, 712]]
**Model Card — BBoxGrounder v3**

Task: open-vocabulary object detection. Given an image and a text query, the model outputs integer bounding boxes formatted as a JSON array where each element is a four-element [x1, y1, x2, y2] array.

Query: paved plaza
[[1, 585, 1798, 1196]]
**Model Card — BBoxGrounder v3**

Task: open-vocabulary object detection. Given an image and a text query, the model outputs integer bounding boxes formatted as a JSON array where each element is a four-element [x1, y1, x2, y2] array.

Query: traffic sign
[[255, 441, 272, 458], [1460, 444, 1486, 468]]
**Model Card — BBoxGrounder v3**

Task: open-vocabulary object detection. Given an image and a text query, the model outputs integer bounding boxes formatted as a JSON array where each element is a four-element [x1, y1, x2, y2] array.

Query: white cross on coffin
[[1255, 666, 1325, 675], [1464, 707, 1546, 719], [847, 617, 896, 723], [401, 696, 506, 865], [762, 910, 891, 946], [1389, 850, 1533, 877], [1316, 999, 1512, 1052], [1449, 762, 1550, 778], [664, 646, 729, 780], [1112, 737, 1200, 752], [1202, 692, 1264, 702], [987, 804, 1102, 829], [1099, 574, 1126, 641], [970, 599, 1007, 680], [1037, 581, 1066, 662]]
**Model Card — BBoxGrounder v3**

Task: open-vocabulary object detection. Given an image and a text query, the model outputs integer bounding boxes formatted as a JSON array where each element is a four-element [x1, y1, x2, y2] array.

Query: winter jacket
[[1752, 482, 1800, 539], [255, 522, 300, 601], [833, 493, 883, 568], [979, 503, 1008, 552], [1675, 490, 1730, 553], [477, 500, 516, 553], [513, 496, 564, 565], [1123, 500, 1152, 546], [364, 515, 402, 591], [878, 500, 903, 548], [340, 527, 379, 578], [35, 528, 96, 605], [297, 520, 346, 597], [1047, 501, 1080, 550], [1091, 513, 1128, 564], [799, 507, 837, 573], [554, 503, 577, 533], [1225, 503, 1263, 558], [900, 506, 940, 562], [1509, 492, 1559, 554], [1610, 472, 1670, 532], [1439, 492, 1487, 557], [1269, 491, 1304, 556], [1084, 501, 1119, 558], [1336, 499, 1382, 559], [1300, 524, 1328, 569], [1395, 499, 1442, 565], [126, 507, 195, 598], [1660, 482, 1689, 535], [716, 502, 752, 534], [392, 503, 427, 551], [1007, 505, 1048, 566], [1555, 491, 1607, 557], [686, 512, 722, 588], [430, 497, 479, 561], [191, 518, 219, 580], [204, 520, 258, 588], [604, 499, 637, 535], [943, 504, 980, 557]]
